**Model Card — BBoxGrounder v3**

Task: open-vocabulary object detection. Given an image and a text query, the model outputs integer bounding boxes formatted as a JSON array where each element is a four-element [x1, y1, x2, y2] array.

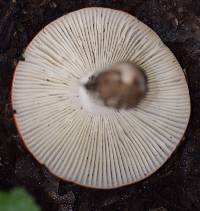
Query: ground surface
[[0, 0, 200, 211]]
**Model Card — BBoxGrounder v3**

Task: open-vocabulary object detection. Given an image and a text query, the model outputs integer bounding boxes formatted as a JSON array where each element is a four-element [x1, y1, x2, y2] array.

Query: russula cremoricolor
[[12, 8, 190, 189]]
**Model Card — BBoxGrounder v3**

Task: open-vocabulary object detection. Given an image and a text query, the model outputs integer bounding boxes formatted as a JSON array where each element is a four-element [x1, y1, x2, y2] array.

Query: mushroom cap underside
[[12, 7, 190, 189]]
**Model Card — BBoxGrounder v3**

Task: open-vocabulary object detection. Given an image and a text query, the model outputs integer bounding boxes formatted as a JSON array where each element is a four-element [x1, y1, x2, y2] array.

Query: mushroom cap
[[12, 8, 190, 189]]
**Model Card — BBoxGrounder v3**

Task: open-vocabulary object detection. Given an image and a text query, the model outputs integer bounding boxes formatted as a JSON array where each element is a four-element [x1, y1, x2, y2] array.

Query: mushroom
[[11, 8, 190, 189]]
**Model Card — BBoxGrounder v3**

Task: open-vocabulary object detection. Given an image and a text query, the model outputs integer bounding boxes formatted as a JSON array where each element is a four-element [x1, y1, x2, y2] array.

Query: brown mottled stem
[[84, 62, 147, 109]]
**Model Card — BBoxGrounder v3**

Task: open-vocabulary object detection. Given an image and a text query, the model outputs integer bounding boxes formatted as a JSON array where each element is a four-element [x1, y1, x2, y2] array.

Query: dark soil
[[0, 0, 200, 211]]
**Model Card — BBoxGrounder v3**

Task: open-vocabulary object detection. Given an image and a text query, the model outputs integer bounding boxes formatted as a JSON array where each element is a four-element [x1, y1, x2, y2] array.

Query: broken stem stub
[[83, 62, 147, 109]]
